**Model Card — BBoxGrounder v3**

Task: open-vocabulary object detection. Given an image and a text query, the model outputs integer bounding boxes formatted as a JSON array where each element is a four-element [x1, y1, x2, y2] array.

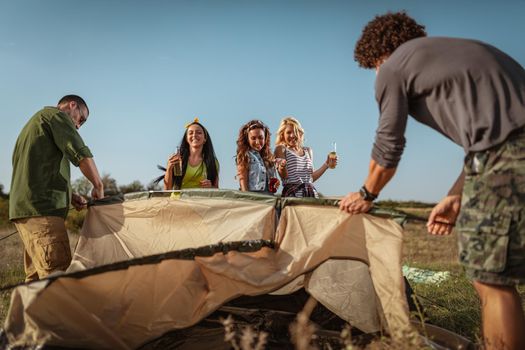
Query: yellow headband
[[185, 117, 200, 129]]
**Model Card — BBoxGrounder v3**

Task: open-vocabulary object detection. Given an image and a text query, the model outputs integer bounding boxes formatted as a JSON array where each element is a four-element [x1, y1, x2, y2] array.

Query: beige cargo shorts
[[14, 216, 72, 282]]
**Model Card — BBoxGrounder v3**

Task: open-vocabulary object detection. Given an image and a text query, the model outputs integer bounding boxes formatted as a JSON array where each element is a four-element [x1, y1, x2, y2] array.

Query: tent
[[2, 190, 472, 349]]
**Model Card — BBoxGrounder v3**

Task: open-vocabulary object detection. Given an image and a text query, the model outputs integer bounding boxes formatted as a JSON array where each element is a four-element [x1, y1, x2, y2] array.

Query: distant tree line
[[0, 178, 161, 230], [376, 199, 436, 208], [72, 174, 161, 198], [0, 184, 9, 227], [68, 174, 161, 232], [0, 183, 8, 200]]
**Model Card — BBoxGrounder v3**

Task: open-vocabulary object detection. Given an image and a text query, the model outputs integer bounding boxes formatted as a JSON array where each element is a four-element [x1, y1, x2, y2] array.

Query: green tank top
[[181, 162, 207, 189], [170, 160, 219, 199]]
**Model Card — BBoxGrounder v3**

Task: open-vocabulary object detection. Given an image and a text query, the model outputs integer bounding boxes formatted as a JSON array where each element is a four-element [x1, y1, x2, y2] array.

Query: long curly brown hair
[[236, 120, 275, 177], [354, 11, 427, 69]]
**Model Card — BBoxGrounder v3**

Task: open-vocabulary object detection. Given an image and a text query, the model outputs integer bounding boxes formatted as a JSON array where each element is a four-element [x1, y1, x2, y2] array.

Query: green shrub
[[65, 209, 87, 233], [0, 198, 9, 227]]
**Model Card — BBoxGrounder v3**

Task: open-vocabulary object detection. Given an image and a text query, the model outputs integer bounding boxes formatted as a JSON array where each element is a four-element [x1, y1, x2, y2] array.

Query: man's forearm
[[79, 157, 103, 190], [364, 159, 397, 195]]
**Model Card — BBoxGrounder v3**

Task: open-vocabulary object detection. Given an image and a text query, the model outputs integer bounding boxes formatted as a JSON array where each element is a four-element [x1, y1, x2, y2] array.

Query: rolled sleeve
[[48, 111, 93, 166], [372, 66, 409, 168], [371, 135, 406, 168], [65, 144, 93, 166]]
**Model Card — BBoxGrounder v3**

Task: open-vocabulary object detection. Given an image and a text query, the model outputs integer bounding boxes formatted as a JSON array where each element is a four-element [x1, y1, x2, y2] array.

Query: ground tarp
[[4, 190, 411, 349]]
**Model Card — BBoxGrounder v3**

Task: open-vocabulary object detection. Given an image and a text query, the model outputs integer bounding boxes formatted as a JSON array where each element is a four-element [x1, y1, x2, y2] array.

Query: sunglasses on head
[[247, 120, 266, 130]]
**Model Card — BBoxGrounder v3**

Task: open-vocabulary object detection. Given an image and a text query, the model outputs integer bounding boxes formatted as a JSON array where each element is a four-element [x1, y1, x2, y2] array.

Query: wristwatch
[[359, 185, 378, 202]]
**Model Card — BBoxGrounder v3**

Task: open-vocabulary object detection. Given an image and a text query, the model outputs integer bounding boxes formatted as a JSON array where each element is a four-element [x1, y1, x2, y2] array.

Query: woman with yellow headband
[[156, 118, 219, 190]]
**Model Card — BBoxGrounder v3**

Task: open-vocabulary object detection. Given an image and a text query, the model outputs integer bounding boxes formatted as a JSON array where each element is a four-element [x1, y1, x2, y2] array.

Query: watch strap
[[360, 185, 378, 201]]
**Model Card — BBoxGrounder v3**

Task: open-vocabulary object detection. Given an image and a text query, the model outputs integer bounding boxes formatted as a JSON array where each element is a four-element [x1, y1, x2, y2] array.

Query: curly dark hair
[[354, 11, 427, 69]]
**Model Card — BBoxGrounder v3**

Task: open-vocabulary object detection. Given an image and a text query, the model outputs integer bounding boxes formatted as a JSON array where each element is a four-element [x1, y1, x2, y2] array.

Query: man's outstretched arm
[[339, 159, 396, 214], [79, 157, 104, 200]]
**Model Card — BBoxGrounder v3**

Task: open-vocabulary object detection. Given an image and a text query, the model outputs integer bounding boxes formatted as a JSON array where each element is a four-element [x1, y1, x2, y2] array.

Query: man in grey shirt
[[339, 12, 525, 349]]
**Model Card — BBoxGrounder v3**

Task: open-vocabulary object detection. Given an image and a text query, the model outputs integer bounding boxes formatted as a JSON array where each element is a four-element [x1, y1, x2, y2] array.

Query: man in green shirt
[[9, 95, 104, 282]]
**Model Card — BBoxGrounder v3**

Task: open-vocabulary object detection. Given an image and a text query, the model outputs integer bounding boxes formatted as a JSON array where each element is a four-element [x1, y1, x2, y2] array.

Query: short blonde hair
[[275, 116, 304, 148]]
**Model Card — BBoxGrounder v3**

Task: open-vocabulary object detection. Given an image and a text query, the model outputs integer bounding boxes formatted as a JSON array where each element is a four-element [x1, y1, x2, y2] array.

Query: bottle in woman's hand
[[328, 142, 338, 169], [269, 177, 280, 193], [173, 146, 183, 176]]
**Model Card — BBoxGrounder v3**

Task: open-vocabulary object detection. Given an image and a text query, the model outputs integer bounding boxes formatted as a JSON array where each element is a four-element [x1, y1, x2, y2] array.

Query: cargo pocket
[[457, 208, 511, 273], [36, 236, 72, 271]]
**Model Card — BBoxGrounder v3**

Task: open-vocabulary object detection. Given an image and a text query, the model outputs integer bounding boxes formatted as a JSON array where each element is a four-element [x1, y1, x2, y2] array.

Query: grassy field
[[401, 219, 482, 342], [0, 226, 79, 324], [0, 225, 25, 323], [1, 209, 524, 348], [401, 208, 525, 345]]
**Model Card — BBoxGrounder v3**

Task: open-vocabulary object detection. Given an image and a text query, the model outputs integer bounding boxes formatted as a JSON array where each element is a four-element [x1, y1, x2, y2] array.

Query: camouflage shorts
[[457, 127, 525, 286]]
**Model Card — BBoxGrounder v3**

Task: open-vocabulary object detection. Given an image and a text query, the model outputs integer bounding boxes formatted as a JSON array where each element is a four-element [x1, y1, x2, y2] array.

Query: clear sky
[[1, 0, 524, 202]]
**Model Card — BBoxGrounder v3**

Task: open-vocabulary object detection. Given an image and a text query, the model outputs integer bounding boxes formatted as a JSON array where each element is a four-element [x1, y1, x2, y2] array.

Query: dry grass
[[0, 227, 79, 324], [0, 226, 23, 273], [400, 220, 480, 341], [402, 221, 458, 267], [401, 219, 525, 345], [0, 226, 23, 324]]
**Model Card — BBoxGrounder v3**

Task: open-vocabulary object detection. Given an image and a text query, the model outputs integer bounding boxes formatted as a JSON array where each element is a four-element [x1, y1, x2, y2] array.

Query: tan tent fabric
[[70, 195, 277, 270], [306, 259, 381, 333], [4, 191, 410, 349]]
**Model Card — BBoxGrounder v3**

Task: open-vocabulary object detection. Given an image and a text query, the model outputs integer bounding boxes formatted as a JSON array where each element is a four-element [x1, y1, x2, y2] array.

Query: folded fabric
[[402, 265, 450, 284]]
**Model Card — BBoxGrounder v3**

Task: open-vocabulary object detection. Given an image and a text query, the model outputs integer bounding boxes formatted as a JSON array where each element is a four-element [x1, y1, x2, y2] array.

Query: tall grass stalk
[[290, 297, 318, 350]]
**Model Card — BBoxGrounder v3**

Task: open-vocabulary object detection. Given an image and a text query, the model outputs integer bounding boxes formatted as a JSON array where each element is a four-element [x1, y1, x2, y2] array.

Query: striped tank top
[[284, 147, 313, 185]]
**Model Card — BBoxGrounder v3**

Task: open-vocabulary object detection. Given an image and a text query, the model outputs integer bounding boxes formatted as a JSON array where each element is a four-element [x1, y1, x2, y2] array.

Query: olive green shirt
[[9, 107, 93, 220]]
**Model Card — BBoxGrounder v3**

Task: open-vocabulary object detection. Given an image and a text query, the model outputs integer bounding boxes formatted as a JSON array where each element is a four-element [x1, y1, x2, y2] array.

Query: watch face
[[360, 187, 373, 201]]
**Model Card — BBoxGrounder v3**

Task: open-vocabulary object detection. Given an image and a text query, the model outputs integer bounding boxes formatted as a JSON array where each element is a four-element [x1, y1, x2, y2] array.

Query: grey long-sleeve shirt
[[373, 37, 525, 168]]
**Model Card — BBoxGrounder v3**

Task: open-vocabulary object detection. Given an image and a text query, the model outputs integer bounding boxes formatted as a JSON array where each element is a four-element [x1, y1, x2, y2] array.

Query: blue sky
[[1, 0, 524, 202]]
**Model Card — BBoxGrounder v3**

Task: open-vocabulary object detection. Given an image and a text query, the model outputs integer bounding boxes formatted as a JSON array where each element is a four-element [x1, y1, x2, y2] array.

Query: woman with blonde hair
[[236, 119, 280, 193], [274, 116, 337, 198]]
